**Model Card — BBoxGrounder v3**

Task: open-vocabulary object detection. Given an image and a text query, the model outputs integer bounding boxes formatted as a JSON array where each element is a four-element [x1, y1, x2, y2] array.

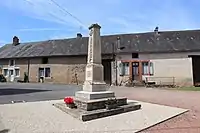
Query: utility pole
[[112, 37, 125, 86]]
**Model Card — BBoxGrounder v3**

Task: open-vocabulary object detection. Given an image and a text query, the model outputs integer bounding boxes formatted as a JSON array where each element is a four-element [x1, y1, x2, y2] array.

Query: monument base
[[74, 97, 127, 111], [53, 95, 142, 121], [75, 91, 115, 100], [53, 101, 141, 122], [82, 81, 109, 92]]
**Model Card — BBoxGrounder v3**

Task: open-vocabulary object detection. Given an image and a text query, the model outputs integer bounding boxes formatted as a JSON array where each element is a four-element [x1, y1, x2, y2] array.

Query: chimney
[[77, 33, 82, 38], [13, 36, 20, 46], [154, 27, 159, 34]]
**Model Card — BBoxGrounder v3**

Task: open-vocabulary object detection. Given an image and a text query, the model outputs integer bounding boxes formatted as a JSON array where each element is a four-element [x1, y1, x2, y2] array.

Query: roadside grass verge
[[175, 87, 200, 91]]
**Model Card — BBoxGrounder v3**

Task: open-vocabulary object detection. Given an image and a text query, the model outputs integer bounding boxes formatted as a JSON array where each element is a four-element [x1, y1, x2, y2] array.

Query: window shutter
[[119, 63, 125, 76], [149, 62, 154, 75]]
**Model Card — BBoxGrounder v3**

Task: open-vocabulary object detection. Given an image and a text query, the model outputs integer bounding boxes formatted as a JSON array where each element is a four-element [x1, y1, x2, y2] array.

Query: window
[[123, 62, 129, 75], [132, 53, 139, 58], [39, 67, 51, 78], [119, 62, 129, 76], [9, 60, 15, 66], [142, 62, 149, 75], [15, 69, 20, 77], [3, 69, 8, 76], [42, 57, 49, 64], [149, 62, 154, 75], [141, 62, 154, 75], [9, 70, 14, 76], [45, 68, 51, 77], [39, 68, 44, 77]]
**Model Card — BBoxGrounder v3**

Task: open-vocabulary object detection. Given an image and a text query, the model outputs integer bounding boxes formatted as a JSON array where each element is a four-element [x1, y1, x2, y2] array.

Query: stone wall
[[0, 56, 87, 84], [0, 55, 113, 84]]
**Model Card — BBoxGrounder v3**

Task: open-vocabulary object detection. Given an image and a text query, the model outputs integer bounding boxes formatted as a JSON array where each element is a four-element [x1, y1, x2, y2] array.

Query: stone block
[[75, 91, 115, 100], [74, 97, 127, 111], [82, 82, 109, 92], [53, 102, 141, 122]]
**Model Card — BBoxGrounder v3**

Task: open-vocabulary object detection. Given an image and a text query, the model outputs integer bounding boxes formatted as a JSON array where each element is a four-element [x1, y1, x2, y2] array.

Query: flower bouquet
[[105, 98, 118, 110], [64, 97, 76, 109]]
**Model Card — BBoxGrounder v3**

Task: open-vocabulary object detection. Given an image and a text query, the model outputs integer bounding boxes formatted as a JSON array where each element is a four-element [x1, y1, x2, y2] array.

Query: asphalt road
[[0, 83, 82, 104]]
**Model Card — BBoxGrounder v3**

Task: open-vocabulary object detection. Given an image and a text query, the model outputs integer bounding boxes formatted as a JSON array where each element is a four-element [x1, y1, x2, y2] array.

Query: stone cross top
[[75, 23, 115, 100]]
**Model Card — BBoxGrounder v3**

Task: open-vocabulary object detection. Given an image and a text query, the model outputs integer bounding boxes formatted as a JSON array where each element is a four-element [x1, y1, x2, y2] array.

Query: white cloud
[[106, 0, 199, 33], [15, 28, 74, 32], [2, 0, 87, 28], [0, 0, 199, 36], [0, 40, 7, 46]]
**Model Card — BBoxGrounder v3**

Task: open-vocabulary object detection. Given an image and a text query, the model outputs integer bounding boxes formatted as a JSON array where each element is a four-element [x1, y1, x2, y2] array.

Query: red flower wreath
[[64, 97, 74, 104]]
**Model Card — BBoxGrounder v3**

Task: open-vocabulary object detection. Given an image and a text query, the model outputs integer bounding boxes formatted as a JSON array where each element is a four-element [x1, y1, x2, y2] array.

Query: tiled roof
[[1, 29, 200, 59]]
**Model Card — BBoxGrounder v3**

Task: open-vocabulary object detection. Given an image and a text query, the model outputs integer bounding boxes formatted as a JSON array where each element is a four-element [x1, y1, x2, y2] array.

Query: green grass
[[176, 87, 200, 91]]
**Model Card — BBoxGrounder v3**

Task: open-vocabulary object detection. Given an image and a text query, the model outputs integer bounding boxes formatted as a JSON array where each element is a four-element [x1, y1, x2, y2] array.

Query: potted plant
[[64, 97, 76, 109], [105, 98, 118, 110]]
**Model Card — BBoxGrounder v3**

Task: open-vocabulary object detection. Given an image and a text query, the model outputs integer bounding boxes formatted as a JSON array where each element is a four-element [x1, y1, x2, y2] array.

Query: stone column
[[75, 24, 115, 100], [84, 24, 105, 88]]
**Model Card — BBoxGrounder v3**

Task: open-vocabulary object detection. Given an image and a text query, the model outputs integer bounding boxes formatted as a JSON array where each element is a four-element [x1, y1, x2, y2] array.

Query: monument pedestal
[[75, 91, 115, 100], [74, 97, 127, 111], [53, 100, 141, 121], [75, 81, 116, 111], [81, 81, 110, 93]]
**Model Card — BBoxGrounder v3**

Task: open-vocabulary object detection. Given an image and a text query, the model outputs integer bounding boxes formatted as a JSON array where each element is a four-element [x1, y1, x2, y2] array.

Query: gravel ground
[[112, 87, 200, 133]]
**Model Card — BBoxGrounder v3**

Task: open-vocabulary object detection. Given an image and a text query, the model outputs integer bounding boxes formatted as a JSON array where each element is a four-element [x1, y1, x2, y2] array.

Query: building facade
[[0, 56, 112, 85], [2, 51, 198, 87], [115, 52, 200, 87], [0, 57, 85, 84], [1, 29, 200, 87]]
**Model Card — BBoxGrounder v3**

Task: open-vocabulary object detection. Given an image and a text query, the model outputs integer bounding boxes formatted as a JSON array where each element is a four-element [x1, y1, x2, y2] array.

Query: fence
[[145, 76, 175, 86]]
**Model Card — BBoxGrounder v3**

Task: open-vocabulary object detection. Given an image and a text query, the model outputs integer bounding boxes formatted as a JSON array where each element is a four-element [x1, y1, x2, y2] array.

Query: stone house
[[115, 29, 200, 87], [0, 34, 113, 84], [1, 29, 200, 86]]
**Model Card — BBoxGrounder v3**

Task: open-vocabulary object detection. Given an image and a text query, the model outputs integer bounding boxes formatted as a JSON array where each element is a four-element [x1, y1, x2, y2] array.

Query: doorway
[[191, 56, 200, 86], [121, 60, 153, 83], [38, 68, 45, 83], [132, 62, 139, 81], [9, 69, 14, 82], [102, 59, 112, 85]]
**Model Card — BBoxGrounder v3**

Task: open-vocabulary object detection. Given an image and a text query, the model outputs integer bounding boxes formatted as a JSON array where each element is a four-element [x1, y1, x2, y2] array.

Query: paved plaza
[[0, 99, 187, 133], [0, 83, 200, 132], [0, 83, 81, 104]]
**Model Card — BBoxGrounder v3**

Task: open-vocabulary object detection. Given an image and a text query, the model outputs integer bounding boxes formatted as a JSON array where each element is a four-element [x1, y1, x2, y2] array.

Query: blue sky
[[0, 0, 200, 45]]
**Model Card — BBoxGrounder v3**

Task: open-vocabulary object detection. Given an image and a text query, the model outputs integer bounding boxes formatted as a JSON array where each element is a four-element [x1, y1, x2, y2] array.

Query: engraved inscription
[[88, 29, 93, 63], [89, 37, 93, 63], [87, 70, 91, 78]]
